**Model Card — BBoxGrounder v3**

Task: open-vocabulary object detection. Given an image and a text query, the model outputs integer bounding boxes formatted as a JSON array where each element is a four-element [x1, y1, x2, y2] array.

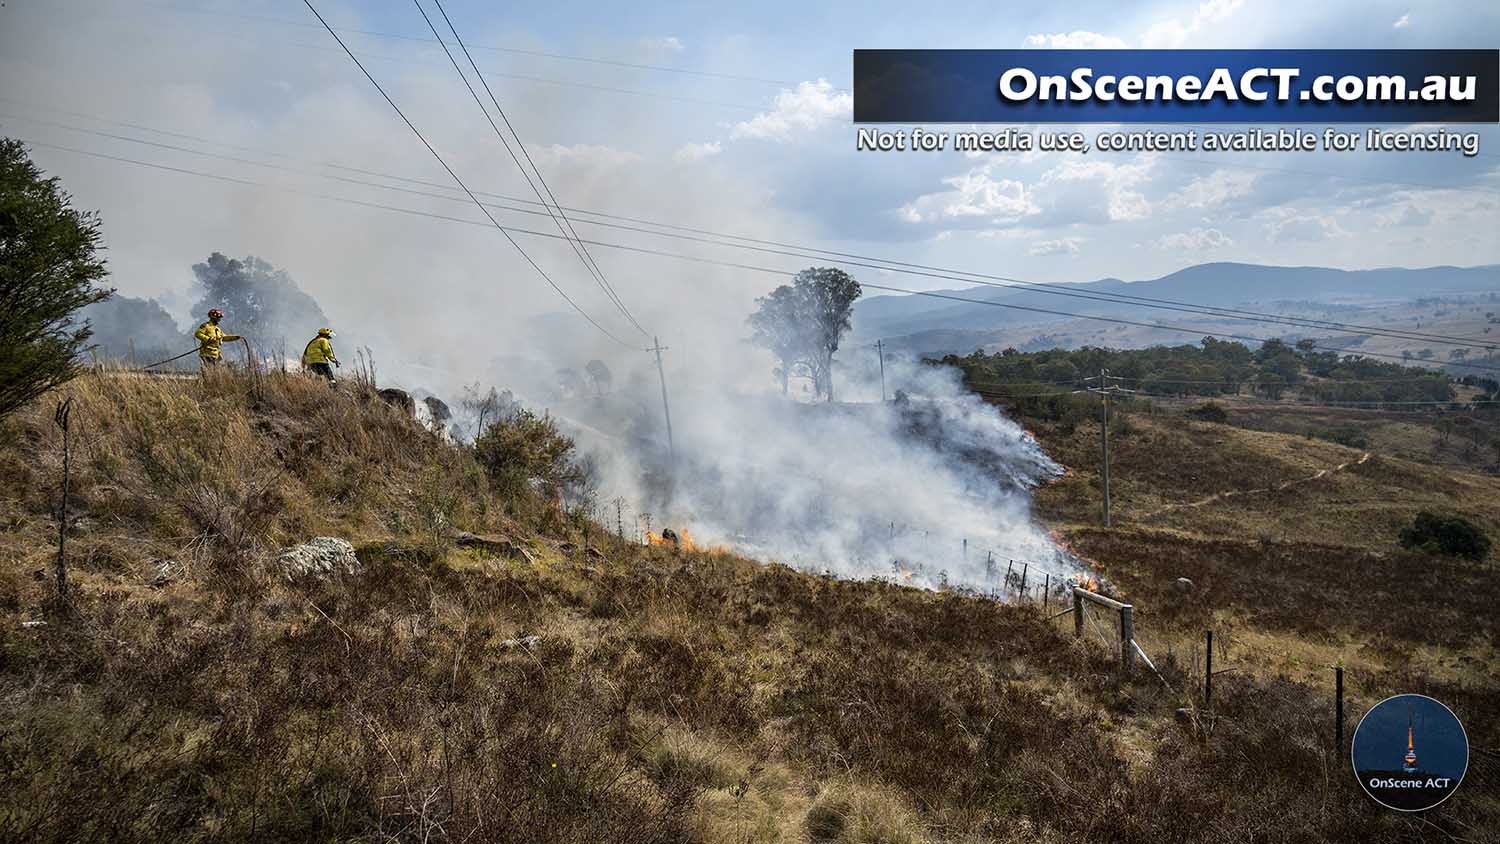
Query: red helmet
[[207, 308, 224, 319]]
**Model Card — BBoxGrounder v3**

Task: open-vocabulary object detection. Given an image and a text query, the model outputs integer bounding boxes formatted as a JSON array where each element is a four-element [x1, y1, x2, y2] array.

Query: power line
[[78, 7, 1500, 202], [16, 106, 1497, 355], [143, 1, 799, 87], [409, 0, 645, 335], [26, 135, 1500, 378], [296, 0, 637, 349], [140, 5, 1500, 195]]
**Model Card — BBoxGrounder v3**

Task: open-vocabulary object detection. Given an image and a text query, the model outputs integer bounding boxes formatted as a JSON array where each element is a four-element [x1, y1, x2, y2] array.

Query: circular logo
[[1351, 694, 1468, 812]]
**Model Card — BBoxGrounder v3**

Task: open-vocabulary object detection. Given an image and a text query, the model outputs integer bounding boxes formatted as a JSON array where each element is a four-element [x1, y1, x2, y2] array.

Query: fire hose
[[139, 337, 258, 371], [139, 348, 200, 369]]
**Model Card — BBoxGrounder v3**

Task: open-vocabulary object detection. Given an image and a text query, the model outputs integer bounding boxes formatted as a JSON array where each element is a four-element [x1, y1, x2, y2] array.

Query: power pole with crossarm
[[1075, 368, 1134, 527], [648, 336, 675, 460]]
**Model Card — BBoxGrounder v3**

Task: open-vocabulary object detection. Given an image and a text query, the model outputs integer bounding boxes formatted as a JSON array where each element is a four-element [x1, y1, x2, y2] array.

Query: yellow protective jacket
[[302, 336, 338, 366], [194, 321, 240, 360]]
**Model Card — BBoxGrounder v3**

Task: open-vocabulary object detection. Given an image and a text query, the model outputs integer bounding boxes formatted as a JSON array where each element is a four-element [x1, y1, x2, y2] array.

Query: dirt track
[[1142, 451, 1372, 520]]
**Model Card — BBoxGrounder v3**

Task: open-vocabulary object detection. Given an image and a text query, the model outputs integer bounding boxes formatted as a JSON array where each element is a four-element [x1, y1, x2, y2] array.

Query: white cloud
[[1156, 227, 1233, 251], [640, 36, 685, 53], [730, 79, 851, 141], [1142, 0, 1245, 48], [1029, 236, 1084, 256], [1164, 170, 1258, 209], [897, 163, 1039, 226], [1393, 14, 1410, 29], [1022, 31, 1128, 49], [1264, 213, 1346, 243], [1038, 158, 1155, 222], [673, 140, 722, 162], [1377, 202, 1432, 228]]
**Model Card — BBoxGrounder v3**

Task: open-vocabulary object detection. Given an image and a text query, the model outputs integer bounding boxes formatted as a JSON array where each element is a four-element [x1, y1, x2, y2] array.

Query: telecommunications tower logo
[[1352, 694, 1468, 812]]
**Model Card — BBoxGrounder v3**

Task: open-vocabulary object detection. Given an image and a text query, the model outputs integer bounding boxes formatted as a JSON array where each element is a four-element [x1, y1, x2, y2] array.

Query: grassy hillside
[[1024, 404, 1499, 773], [1, 369, 1495, 842]]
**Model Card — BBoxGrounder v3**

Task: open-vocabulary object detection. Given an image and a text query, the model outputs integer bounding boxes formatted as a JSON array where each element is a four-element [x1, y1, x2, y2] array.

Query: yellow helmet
[[317, 327, 334, 338]]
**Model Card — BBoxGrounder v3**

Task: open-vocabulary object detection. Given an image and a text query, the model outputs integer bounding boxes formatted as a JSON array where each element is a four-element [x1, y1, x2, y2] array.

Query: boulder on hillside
[[378, 388, 415, 416], [277, 537, 362, 581], [452, 530, 537, 564]]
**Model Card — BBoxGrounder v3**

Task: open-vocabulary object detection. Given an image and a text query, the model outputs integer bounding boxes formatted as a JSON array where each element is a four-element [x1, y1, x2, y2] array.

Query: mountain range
[[852, 262, 1500, 356]]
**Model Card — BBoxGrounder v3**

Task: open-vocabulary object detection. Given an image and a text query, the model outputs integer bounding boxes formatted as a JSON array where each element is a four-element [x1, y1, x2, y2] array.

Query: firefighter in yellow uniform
[[194, 308, 241, 367], [301, 328, 339, 386]]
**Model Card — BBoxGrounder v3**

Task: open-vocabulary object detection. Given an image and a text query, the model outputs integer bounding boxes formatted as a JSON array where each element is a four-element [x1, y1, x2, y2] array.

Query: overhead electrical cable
[[411, 0, 645, 334], [11, 109, 1495, 354], [144, 1, 797, 87], [22, 137, 1500, 377], [296, 0, 637, 348], [93, 7, 1500, 193]]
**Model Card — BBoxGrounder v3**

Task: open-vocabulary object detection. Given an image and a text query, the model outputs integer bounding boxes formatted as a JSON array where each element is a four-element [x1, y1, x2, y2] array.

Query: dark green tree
[[1400, 511, 1490, 560], [584, 359, 613, 396], [0, 139, 111, 418], [748, 283, 810, 395], [190, 252, 329, 352], [795, 267, 862, 402]]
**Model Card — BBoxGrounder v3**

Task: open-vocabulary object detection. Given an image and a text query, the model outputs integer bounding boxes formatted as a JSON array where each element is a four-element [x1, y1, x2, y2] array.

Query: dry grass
[[1022, 399, 1500, 817], [1, 369, 1495, 842]]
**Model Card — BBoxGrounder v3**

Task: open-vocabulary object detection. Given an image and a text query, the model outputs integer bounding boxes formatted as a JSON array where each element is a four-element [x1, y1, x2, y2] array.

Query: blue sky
[[1, 0, 1498, 382]]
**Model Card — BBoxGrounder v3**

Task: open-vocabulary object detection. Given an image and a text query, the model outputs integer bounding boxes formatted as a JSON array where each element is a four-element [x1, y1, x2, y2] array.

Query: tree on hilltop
[[0, 139, 111, 418], [748, 267, 862, 401]]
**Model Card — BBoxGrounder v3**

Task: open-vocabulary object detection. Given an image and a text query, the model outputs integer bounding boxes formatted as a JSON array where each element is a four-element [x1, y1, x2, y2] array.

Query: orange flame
[[1074, 573, 1100, 593], [645, 528, 723, 554]]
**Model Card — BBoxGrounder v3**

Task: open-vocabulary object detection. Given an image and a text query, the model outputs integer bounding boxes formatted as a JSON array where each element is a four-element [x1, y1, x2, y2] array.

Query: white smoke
[[1, 0, 1082, 593], [555, 351, 1079, 592]]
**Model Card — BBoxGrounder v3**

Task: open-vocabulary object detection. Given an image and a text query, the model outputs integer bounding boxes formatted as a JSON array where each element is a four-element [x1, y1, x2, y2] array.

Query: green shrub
[[1184, 401, 1229, 423], [1311, 424, 1369, 449], [473, 409, 586, 500], [1399, 511, 1490, 560]]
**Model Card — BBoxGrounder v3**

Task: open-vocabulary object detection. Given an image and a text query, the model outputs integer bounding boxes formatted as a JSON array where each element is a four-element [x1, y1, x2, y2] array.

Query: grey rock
[[1171, 577, 1195, 594], [453, 531, 536, 564], [500, 634, 542, 650], [148, 559, 184, 588], [378, 388, 415, 416], [276, 537, 362, 582]]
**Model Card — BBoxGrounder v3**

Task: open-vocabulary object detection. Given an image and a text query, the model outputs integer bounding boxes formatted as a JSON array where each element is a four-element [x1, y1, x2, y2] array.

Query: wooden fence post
[[1043, 573, 1050, 613], [53, 399, 73, 604], [1205, 630, 1214, 712], [1019, 563, 1028, 601], [1335, 666, 1344, 755], [1072, 588, 1084, 638]]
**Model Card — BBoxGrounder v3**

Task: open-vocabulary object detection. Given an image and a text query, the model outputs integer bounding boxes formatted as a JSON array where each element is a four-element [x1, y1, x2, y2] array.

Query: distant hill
[[853, 262, 1500, 349]]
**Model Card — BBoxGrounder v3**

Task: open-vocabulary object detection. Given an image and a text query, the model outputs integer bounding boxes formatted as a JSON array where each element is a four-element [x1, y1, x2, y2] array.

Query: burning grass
[[1, 369, 1496, 841]]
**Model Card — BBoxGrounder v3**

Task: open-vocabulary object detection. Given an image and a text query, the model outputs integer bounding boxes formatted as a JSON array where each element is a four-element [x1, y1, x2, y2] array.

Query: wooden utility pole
[[876, 339, 887, 402], [649, 337, 675, 460], [1076, 369, 1134, 527]]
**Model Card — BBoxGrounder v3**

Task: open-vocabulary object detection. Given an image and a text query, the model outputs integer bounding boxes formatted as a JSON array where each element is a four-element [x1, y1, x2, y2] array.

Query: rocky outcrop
[[276, 537, 362, 581], [377, 388, 415, 416], [452, 531, 537, 565]]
